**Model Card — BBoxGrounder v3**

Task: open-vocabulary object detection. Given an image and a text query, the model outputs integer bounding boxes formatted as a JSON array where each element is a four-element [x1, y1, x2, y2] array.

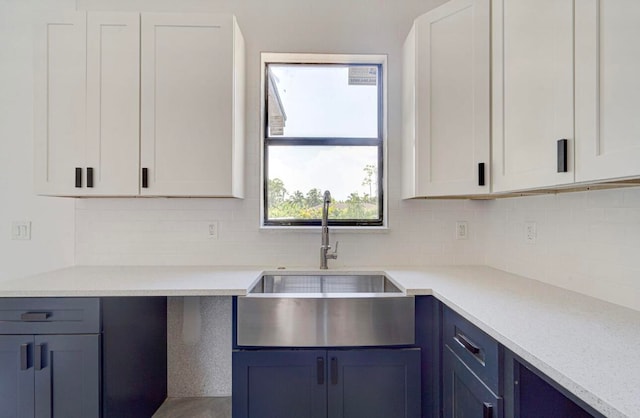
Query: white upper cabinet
[[402, 0, 490, 198], [575, 0, 640, 183], [35, 12, 139, 196], [491, 0, 575, 193], [34, 12, 86, 195], [86, 13, 140, 196], [34, 12, 244, 197], [140, 14, 244, 197]]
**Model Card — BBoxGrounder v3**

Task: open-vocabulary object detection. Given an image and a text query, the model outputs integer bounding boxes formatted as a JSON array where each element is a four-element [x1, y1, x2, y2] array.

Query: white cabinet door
[[85, 13, 140, 196], [34, 12, 140, 196], [491, 0, 575, 192], [140, 14, 244, 197], [575, 0, 640, 182], [402, 0, 490, 198], [34, 12, 86, 195]]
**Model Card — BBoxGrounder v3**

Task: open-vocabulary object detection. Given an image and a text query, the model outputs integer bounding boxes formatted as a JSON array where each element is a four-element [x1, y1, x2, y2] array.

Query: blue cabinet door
[[233, 350, 327, 418], [415, 295, 441, 418], [503, 351, 601, 418], [34, 334, 100, 418], [327, 348, 421, 418], [0, 335, 35, 418], [443, 345, 502, 418]]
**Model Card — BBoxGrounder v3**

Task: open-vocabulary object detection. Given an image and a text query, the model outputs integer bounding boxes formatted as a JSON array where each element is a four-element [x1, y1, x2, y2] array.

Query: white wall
[[0, 0, 76, 282], [481, 187, 640, 312]]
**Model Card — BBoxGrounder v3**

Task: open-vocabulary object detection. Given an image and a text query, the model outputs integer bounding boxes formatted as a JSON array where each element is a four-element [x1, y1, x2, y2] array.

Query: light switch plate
[[208, 221, 219, 240], [455, 221, 469, 240], [525, 221, 537, 244], [11, 221, 31, 240]]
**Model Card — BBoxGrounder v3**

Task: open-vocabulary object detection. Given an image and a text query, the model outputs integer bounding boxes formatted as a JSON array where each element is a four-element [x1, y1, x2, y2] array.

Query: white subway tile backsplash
[[75, 182, 640, 310], [483, 187, 640, 311]]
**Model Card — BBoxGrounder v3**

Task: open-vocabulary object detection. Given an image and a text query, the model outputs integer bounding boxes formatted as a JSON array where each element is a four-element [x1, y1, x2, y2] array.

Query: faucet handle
[[329, 241, 339, 259]]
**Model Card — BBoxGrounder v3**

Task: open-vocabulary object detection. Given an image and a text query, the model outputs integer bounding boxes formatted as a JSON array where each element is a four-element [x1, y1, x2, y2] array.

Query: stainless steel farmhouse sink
[[249, 273, 403, 294], [236, 273, 415, 347]]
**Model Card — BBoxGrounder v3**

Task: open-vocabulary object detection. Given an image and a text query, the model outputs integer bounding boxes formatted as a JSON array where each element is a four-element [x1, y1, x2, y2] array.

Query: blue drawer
[[0, 298, 100, 334], [443, 306, 500, 394]]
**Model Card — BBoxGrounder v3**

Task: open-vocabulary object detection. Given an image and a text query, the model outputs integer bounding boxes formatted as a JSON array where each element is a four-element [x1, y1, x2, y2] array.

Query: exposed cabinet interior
[[34, 12, 245, 197], [402, 0, 490, 198]]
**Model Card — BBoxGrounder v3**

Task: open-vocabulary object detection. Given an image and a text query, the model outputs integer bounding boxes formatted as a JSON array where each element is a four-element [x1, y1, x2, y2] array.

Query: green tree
[[345, 192, 366, 218], [305, 188, 323, 207], [290, 190, 305, 208], [268, 178, 287, 209], [362, 164, 377, 202]]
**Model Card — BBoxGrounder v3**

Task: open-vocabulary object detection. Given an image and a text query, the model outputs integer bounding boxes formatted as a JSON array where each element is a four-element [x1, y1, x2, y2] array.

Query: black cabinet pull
[[21, 312, 50, 321], [557, 139, 568, 173], [35, 344, 43, 371], [142, 167, 149, 188], [75, 167, 82, 188], [330, 357, 338, 385], [478, 162, 486, 186], [456, 332, 481, 355], [483, 402, 493, 418], [317, 357, 324, 385], [87, 167, 94, 188], [20, 343, 29, 370]]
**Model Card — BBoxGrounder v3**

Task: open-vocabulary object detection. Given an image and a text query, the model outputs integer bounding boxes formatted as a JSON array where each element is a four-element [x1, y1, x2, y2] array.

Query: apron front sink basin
[[236, 272, 414, 347]]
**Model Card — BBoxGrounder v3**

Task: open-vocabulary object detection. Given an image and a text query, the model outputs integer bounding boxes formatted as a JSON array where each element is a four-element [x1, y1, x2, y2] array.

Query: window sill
[[259, 225, 389, 234]]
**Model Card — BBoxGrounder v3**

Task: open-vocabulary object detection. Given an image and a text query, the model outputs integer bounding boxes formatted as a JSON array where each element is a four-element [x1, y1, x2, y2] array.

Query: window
[[262, 54, 386, 227]]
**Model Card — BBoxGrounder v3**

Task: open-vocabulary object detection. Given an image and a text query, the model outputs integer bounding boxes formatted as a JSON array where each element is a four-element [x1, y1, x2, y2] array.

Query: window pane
[[267, 146, 380, 221], [267, 64, 379, 138]]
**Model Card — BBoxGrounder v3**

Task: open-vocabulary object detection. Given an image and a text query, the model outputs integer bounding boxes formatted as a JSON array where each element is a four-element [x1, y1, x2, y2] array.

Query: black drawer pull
[[317, 357, 324, 385], [20, 343, 29, 370], [75, 167, 82, 188], [557, 139, 568, 173], [330, 357, 338, 385], [142, 167, 149, 188], [21, 312, 50, 321], [87, 167, 94, 188], [483, 402, 493, 418], [478, 162, 486, 186], [456, 332, 481, 355], [35, 344, 43, 371]]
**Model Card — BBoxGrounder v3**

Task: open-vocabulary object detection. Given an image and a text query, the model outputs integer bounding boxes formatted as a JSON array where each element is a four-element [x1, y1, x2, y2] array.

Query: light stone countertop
[[0, 265, 638, 417], [0, 266, 264, 297]]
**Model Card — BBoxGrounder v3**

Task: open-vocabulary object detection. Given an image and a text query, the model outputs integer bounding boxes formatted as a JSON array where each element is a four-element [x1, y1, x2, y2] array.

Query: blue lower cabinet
[[0, 335, 35, 418], [503, 351, 602, 418], [34, 334, 100, 418], [443, 345, 502, 418], [233, 348, 421, 418], [327, 348, 421, 418], [0, 297, 167, 418], [233, 350, 327, 418]]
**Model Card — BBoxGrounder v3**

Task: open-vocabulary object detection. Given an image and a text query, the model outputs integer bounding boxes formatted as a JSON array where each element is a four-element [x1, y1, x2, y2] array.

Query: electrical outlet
[[207, 221, 219, 240], [11, 221, 31, 240], [525, 222, 537, 244], [455, 221, 469, 240]]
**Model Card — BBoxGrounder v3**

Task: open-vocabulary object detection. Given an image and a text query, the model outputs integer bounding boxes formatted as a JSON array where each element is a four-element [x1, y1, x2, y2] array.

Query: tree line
[[267, 165, 378, 220]]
